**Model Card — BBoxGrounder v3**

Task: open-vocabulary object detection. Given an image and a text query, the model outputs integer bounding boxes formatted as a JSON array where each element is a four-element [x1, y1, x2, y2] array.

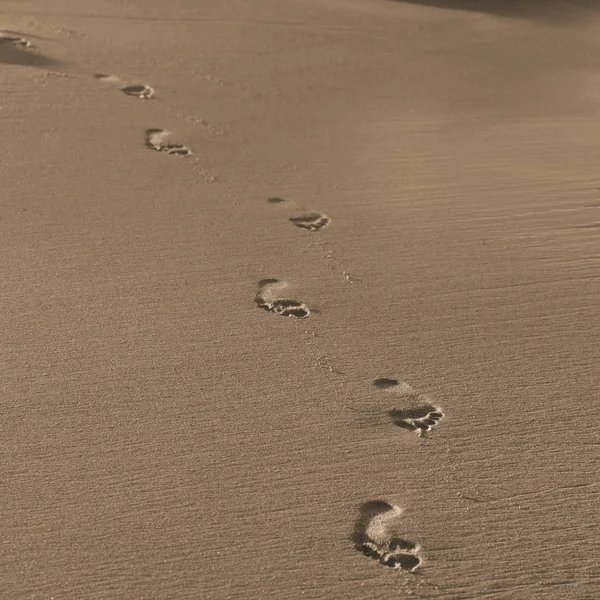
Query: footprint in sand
[[144, 128, 191, 156], [255, 279, 310, 319], [389, 406, 444, 435], [373, 378, 444, 436], [121, 84, 155, 99], [93, 74, 156, 99], [0, 34, 33, 48], [289, 214, 331, 231], [354, 500, 421, 572], [267, 197, 331, 232]]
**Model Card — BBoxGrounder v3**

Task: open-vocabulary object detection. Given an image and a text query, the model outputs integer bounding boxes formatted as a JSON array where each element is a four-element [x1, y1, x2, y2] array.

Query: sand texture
[[1, 1, 599, 598]]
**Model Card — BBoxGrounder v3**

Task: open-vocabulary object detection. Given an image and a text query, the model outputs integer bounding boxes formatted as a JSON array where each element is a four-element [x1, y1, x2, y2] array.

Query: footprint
[[289, 213, 331, 231], [374, 379, 444, 436], [144, 129, 191, 156], [267, 197, 331, 231], [353, 501, 421, 572], [93, 74, 156, 99], [0, 35, 33, 48], [121, 84, 155, 99], [388, 406, 444, 435], [255, 279, 310, 319]]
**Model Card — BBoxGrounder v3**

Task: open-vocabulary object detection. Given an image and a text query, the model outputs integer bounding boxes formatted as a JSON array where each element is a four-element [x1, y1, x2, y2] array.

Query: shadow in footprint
[[389, 406, 444, 435], [290, 213, 330, 231], [381, 550, 421, 571], [373, 378, 400, 390], [122, 84, 155, 99], [353, 501, 421, 572], [256, 299, 310, 319]]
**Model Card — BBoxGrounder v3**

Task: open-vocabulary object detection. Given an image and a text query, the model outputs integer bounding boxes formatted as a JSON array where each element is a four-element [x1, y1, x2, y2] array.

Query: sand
[[1, 1, 599, 598]]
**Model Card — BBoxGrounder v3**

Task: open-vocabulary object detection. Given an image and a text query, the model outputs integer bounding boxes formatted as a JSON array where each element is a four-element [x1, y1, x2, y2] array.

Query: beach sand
[[1, 1, 599, 598]]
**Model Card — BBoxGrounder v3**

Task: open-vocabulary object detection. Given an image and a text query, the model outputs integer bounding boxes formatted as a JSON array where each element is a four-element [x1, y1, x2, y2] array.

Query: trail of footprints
[[254, 199, 331, 319], [93, 74, 191, 156], [38, 29, 600, 581], [56, 49, 443, 577], [262, 200, 438, 571], [349, 383, 444, 572]]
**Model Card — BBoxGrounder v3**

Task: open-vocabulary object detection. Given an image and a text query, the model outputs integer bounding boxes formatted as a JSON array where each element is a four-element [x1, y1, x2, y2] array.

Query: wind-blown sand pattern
[[2, 1, 600, 599]]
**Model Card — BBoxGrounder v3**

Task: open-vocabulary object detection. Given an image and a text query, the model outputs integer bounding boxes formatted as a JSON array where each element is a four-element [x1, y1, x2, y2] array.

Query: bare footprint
[[289, 213, 331, 231], [353, 501, 421, 572], [93, 74, 156, 99], [0, 34, 33, 48], [389, 407, 444, 435], [255, 279, 310, 319], [144, 129, 191, 156], [121, 84, 155, 99], [267, 197, 331, 232], [374, 379, 445, 436]]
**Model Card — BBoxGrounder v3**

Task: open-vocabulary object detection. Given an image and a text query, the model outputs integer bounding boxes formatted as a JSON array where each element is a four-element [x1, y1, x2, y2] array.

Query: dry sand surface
[[2, 0, 599, 598]]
